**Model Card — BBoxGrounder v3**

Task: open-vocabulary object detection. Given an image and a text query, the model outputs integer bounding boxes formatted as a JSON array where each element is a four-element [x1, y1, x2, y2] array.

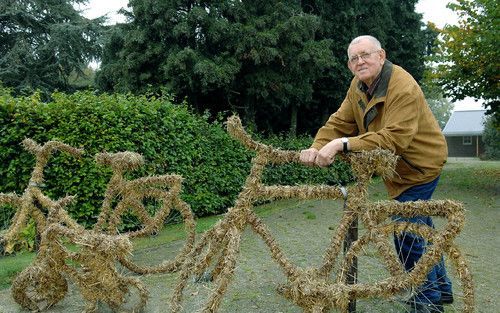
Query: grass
[[0, 251, 35, 290], [302, 210, 317, 219], [434, 159, 499, 311], [0, 158, 498, 312]]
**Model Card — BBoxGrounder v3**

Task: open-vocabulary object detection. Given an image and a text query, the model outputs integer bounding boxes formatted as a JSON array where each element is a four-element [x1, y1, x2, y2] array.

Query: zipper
[[401, 157, 425, 174]]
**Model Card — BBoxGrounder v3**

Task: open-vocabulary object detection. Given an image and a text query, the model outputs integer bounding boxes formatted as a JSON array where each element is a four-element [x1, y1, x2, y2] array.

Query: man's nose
[[356, 57, 366, 64]]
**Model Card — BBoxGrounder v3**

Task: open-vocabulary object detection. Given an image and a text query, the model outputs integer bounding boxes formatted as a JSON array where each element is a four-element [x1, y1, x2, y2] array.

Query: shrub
[[0, 88, 352, 232], [0, 89, 251, 227]]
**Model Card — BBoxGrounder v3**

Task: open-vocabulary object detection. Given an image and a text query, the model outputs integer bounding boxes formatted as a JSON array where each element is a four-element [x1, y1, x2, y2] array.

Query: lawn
[[0, 158, 498, 312]]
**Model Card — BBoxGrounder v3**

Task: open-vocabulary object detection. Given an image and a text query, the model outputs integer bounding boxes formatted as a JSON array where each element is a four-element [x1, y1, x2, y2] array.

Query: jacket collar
[[355, 60, 393, 131]]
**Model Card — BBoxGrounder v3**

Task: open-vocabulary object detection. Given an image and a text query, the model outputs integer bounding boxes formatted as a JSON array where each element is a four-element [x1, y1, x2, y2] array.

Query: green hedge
[[0, 88, 352, 229]]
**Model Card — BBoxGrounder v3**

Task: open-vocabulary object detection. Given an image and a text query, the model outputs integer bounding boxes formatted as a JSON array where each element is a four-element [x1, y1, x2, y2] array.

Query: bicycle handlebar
[[22, 138, 83, 159], [227, 115, 398, 179]]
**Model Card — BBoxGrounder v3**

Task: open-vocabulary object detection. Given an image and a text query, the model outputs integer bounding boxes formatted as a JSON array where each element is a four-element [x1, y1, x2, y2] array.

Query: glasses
[[348, 50, 380, 64]]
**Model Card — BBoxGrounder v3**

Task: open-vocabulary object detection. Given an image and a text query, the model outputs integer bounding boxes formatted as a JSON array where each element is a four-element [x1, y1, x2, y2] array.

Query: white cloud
[[79, 0, 129, 24], [415, 0, 459, 28]]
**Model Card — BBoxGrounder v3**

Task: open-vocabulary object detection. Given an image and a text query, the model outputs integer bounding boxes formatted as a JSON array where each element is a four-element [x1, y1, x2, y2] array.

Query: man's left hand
[[315, 139, 343, 167]]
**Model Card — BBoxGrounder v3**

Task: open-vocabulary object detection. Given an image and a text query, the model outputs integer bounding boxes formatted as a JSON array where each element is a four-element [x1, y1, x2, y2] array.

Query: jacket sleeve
[[348, 83, 422, 154], [311, 92, 359, 150]]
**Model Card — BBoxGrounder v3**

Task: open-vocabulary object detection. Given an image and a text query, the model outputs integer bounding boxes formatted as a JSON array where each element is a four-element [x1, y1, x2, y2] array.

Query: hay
[[12, 223, 148, 313], [5, 140, 196, 312], [169, 115, 474, 313], [11, 261, 68, 311], [92, 151, 196, 274]]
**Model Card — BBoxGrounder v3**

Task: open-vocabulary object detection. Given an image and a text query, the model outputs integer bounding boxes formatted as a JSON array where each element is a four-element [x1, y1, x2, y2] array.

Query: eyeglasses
[[348, 50, 380, 64]]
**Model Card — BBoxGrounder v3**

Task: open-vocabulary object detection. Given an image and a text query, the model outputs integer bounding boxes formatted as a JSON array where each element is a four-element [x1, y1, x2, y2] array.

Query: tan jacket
[[311, 61, 447, 198]]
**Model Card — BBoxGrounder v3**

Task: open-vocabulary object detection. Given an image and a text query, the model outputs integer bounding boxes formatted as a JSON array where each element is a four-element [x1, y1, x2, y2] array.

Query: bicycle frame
[[170, 115, 474, 313], [0, 139, 83, 251]]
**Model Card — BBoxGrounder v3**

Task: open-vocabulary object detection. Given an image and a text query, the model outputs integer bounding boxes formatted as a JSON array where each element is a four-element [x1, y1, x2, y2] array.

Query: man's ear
[[379, 49, 386, 64]]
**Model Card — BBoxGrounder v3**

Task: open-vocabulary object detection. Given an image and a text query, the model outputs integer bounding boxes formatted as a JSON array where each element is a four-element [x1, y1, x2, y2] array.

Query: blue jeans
[[392, 176, 452, 304]]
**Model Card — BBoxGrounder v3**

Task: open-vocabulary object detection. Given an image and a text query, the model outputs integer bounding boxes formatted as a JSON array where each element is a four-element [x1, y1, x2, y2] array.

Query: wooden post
[[344, 216, 358, 312], [341, 186, 358, 313], [476, 136, 479, 157]]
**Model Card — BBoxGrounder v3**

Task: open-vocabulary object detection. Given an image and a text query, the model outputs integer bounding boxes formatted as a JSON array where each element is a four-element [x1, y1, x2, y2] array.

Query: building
[[442, 109, 486, 157]]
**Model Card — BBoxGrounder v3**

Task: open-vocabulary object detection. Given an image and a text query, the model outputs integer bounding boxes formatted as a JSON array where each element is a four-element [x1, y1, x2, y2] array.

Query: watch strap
[[342, 137, 348, 153]]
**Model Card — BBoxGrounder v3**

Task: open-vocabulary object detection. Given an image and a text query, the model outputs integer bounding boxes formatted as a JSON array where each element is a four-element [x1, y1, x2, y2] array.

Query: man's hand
[[315, 139, 344, 167], [299, 148, 319, 166], [300, 138, 345, 168]]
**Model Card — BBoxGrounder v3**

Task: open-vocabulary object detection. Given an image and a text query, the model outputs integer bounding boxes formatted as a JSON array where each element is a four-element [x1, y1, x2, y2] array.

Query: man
[[299, 35, 452, 313]]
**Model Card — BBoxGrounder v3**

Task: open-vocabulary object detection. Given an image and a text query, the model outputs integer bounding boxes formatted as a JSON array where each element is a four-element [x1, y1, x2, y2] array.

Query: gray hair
[[347, 35, 382, 56]]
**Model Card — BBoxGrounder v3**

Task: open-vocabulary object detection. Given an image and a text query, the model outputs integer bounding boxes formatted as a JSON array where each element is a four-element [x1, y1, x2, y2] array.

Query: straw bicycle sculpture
[[170, 115, 474, 313], [1, 139, 195, 312]]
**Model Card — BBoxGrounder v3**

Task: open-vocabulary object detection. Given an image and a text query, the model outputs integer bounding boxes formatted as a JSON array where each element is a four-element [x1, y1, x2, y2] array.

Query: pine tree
[[0, 0, 105, 95], [97, 0, 334, 134]]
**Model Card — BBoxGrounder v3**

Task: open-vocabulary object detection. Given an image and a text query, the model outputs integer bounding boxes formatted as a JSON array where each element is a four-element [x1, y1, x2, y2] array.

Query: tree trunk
[[289, 104, 298, 137], [244, 96, 256, 130]]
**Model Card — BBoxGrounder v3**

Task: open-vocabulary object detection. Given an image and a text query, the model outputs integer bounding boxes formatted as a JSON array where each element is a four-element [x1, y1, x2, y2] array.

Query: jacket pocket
[[396, 157, 425, 176]]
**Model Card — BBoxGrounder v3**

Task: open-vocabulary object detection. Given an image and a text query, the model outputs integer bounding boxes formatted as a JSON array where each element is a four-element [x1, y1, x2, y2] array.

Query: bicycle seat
[[95, 151, 144, 171]]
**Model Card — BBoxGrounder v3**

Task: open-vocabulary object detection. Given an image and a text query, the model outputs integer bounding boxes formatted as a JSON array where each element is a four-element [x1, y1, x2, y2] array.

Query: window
[[463, 136, 472, 145]]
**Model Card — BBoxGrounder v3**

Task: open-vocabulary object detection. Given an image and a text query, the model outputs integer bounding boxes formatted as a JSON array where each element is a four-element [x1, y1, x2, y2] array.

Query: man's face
[[347, 39, 386, 86]]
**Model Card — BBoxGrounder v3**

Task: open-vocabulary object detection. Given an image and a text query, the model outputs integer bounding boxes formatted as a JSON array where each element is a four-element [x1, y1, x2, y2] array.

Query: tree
[[231, 1, 335, 134], [296, 0, 432, 132], [0, 0, 105, 95], [94, 23, 128, 91], [420, 72, 453, 129], [97, 0, 335, 135], [436, 0, 499, 122], [68, 66, 97, 89], [298, 0, 361, 132], [482, 115, 500, 159], [417, 22, 453, 129], [97, 0, 433, 134], [383, 0, 428, 82]]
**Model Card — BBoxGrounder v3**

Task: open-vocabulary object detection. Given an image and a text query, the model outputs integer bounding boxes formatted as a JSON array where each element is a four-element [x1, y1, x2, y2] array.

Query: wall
[[445, 135, 484, 157]]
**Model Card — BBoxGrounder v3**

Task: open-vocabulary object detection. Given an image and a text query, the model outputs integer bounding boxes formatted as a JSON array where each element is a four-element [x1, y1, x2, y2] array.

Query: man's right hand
[[299, 148, 319, 166]]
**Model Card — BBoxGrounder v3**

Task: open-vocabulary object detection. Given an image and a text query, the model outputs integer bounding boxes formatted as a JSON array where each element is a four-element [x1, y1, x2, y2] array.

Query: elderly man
[[300, 35, 452, 313]]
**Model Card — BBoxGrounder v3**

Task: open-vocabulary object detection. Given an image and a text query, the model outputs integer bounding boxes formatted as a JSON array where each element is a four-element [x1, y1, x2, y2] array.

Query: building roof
[[442, 109, 486, 136]]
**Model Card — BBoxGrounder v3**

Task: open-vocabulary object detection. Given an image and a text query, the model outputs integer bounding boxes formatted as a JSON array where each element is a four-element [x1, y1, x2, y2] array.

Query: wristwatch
[[341, 137, 349, 153]]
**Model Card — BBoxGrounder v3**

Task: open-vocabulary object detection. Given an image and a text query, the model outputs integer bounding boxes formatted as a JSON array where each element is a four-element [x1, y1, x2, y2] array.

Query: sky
[[79, 0, 483, 111], [80, 0, 460, 27]]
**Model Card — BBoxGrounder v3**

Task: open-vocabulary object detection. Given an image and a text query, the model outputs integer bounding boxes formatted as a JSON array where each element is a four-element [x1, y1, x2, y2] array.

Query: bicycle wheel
[[339, 220, 474, 313], [11, 262, 68, 311]]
